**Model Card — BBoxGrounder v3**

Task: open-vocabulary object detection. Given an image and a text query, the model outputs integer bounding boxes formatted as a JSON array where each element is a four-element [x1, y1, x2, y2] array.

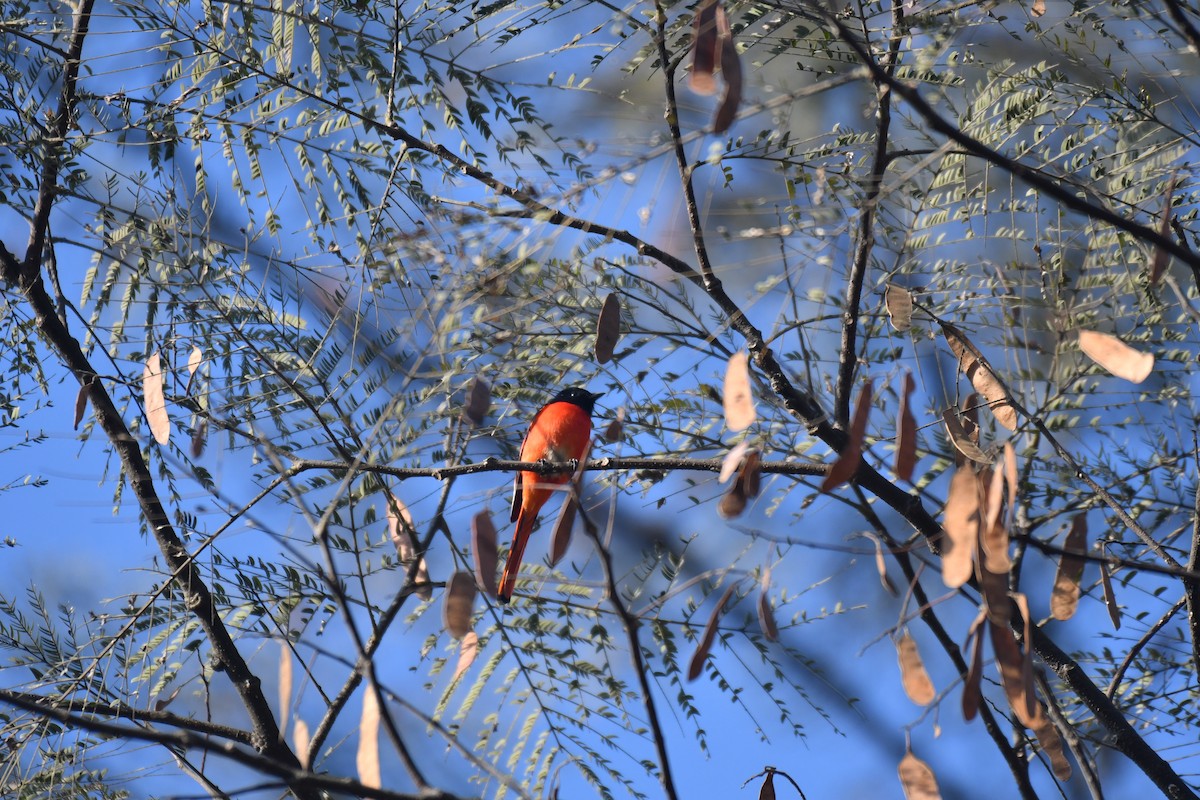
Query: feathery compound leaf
[[143, 352, 171, 445], [822, 380, 872, 491], [688, 583, 737, 681], [712, 4, 742, 133], [73, 384, 88, 430], [898, 751, 941, 800], [723, 351, 756, 431], [942, 408, 988, 465], [941, 466, 980, 588], [356, 689, 381, 789], [443, 571, 477, 639], [1050, 514, 1088, 621], [896, 631, 936, 706], [895, 371, 917, 481], [940, 321, 1017, 430], [1077, 329, 1154, 384], [453, 631, 479, 682], [464, 377, 491, 426], [885, 284, 914, 332], [594, 292, 621, 364], [471, 511, 498, 598]]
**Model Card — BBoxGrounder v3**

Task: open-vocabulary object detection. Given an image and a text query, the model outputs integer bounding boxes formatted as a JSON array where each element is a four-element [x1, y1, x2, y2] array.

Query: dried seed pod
[[896, 631, 936, 706], [723, 352, 756, 432], [594, 293, 621, 364], [1078, 329, 1154, 384], [443, 571, 477, 640], [1050, 514, 1087, 620], [885, 284, 914, 332], [687, 584, 737, 681], [143, 352, 171, 445], [940, 321, 1018, 430]]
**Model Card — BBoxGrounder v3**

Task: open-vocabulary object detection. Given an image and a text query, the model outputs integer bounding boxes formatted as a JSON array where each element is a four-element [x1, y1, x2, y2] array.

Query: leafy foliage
[[3, 0, 1200, 798]]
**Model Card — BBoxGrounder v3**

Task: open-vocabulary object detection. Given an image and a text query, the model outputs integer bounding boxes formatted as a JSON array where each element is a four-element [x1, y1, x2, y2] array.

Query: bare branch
[[582, 504, 681, 800], [834, 0, 903, 427]]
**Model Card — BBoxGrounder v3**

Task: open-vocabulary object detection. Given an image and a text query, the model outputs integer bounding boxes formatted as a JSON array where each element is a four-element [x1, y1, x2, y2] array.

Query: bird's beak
[[589, 391, 605, 403]]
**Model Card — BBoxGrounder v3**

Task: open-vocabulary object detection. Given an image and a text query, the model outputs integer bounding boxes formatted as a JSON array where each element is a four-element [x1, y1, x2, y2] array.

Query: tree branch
[[852, 487, 1038, 799], [286, 455, 828, 481], [0, 689, 253, 746], [808, 2, 1200, 280], [834, 0, 902, 427], [583, 505, 680, 800], [22, 0, 94, 282], [0, 688, 467, 800], [1034, 623, 1198, 800], [1106, 596, 1186, 700], [0, 253, 310, 795]]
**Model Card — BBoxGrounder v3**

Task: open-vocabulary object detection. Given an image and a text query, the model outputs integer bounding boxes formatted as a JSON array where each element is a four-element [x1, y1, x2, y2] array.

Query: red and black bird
[[499, 387, 603, 604]]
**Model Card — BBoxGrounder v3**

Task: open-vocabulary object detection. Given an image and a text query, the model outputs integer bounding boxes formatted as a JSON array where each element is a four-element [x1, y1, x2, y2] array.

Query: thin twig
[[1106, 596, 1186, 701], [583, 510, 681, 800], [652, 0, 721, 293], [21, 0, 95, 281], [834, 0, 903, 426]]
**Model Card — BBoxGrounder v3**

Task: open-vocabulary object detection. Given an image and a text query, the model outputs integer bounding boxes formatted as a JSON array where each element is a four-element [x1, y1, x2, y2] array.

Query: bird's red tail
[[498, 511, 535, 604]]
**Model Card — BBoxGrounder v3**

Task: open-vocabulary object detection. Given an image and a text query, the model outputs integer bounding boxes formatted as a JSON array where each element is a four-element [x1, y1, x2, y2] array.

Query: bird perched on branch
[[499, 387, 603, 604]]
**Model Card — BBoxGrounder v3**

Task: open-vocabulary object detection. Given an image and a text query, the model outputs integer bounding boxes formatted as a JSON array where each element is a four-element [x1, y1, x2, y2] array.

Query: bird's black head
[[553, 387, 604, 415]]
